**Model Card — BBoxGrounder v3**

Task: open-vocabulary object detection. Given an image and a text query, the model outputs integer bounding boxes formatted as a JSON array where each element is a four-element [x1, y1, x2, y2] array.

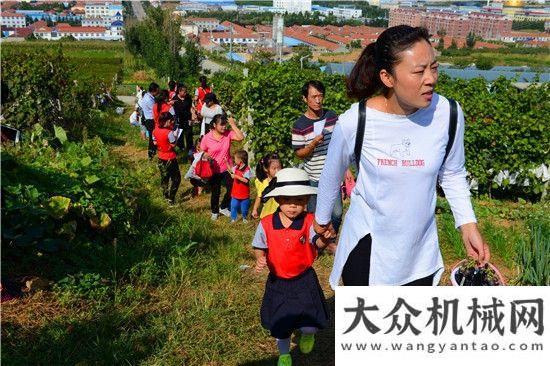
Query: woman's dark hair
[[156, 89, 170, 114], [203, 92, 218, 105], [302, 80, 325, 98], [346, 25, 431, 100], [209, 113, 227, 130], [168, 80, 176, 91], [199, 75, 207, 86], [159, 112, 174, 127], [235, 149, 248, 167], [255, 153, 281, 182]]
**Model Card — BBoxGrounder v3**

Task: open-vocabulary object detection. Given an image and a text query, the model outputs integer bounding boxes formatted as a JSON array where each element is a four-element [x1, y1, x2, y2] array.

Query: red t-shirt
[[261, 212, 316, 279], [231, 165, 250, 200], [196, 86, 212, 113], [153, 102, 173, 127], [153, 127, 177, 161]]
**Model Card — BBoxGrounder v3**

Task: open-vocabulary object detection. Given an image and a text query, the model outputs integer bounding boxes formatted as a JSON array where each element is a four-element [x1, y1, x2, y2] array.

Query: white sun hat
[[262, 168, 317, 199]]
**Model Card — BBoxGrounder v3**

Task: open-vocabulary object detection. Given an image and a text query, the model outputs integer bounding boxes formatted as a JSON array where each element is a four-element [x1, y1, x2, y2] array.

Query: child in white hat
[[252, 167, 334, 366]]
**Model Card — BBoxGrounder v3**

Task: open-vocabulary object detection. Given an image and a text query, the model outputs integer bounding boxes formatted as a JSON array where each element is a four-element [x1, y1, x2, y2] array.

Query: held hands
[[460, 222, 490, 266], [313, 220, 337, 252]]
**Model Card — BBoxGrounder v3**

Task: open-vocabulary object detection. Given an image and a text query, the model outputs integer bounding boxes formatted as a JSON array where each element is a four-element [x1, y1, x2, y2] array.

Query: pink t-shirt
[[200, 130, 236, 174]]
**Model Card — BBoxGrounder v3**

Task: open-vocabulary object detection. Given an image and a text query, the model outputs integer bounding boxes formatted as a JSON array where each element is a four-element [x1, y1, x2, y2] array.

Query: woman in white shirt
[[200, 93, 223, 136], [314, 25, 490, 287]]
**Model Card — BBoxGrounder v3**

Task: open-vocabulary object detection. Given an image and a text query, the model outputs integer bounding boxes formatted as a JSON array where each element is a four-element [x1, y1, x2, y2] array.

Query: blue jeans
[[230, 198, 250, 220], [308, 180, 343, 233]]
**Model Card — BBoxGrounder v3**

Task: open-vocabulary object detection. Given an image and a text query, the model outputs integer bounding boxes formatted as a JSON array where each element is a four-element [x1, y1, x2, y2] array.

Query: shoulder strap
[[354, 99, 367, 173], [442, 98, 458, 167]]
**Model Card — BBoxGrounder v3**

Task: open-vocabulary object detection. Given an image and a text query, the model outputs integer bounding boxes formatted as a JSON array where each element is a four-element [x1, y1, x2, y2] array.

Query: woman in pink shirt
[[200, 113, 245, 220]]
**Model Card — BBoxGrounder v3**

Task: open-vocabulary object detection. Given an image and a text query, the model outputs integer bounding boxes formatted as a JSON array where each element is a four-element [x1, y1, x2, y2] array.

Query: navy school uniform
[[252, 211, 329, 339]]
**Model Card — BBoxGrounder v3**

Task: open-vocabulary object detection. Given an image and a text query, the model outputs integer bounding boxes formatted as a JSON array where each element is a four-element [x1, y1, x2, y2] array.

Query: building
[[389, 8, 512, 40], [1, 12, 26, 28], [273, 0, 312, 14], [312, 5, 362, 20], [84, 1, 123, 19], [33, 22, 123, 41], [184, 17, 220, 32]]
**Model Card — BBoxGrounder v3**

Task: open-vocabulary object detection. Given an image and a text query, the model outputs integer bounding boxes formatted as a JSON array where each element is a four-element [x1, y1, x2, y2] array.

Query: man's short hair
[[148, 82, 160, 93], [302, 80, 325, 98]]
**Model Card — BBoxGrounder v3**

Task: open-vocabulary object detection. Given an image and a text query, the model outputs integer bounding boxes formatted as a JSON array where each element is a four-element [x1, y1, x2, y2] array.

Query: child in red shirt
[[153, 112, 180, 205], [252, 168, 334, 366], [225, 149, 251, 223]]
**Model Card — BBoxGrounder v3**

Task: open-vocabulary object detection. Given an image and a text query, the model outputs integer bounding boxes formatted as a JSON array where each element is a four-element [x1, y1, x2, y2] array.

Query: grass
[[2, 108, 548, 365], [1, 41, 548, 363]]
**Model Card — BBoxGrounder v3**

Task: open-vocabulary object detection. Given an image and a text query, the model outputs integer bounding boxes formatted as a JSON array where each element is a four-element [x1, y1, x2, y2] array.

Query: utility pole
[[229, 24, 233, 64]]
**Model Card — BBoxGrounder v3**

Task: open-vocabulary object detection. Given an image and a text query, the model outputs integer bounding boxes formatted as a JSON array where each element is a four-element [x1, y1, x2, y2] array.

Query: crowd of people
[[128, 25, 491, 366]]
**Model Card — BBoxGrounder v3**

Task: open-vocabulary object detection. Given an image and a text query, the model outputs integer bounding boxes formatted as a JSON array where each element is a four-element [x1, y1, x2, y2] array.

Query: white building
[[327, 7, 362, 19], [1, 12, 26, 28], [33, 23, 124, 41], [273, 0, 312, 14], [82, 17, 111, 27], [84, 2, 123, 19], [185, 17, 220, 32]]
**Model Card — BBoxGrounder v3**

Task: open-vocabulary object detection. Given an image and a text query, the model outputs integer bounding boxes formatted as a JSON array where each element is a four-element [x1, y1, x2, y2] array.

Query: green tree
[[449, 38, 458, 50]]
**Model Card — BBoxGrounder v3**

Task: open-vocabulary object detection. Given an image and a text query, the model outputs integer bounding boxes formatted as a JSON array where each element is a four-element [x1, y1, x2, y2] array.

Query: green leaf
[[99, 213, 111, 229], [47, 196, 71, 219], [81, 156, 92, 167], [85, 175, 100, 185], [53, 125, 68, 144]]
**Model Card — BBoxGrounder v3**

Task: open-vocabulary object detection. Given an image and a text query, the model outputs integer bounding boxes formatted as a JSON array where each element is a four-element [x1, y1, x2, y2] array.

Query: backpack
[[194, 154, 214, 180], [354, 98, 458, 174]]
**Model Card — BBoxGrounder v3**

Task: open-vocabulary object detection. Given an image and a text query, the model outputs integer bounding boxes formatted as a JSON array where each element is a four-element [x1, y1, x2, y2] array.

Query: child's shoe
[[242, 218, 248, 224], [219, 208, 231, 217], [299, 333, 315, 354], [277, 354, 292, 366], [211, 213, 218, 221]]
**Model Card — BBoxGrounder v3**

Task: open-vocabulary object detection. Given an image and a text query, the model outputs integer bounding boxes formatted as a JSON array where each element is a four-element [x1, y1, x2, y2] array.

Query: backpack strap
[[354, 99, 367, 173], [442, 98, 458, 167]]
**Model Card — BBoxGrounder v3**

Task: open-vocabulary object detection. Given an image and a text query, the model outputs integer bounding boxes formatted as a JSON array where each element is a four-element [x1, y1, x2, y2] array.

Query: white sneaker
[[211, 213, 219, 221], [219, 208, 231, 217], [230, 219, 236, 224], [242, 218, 248, 223]]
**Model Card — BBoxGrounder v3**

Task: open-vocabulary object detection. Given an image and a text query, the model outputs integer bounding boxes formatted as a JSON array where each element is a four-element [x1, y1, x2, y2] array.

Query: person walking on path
[[139, 82, 160, 159], [194, 75, 212, 115], [153, 112, 181, 205], [253, 168, 332, 366], [200, 114, 245, 220], [292, 80, 343, 232], [251, 153, 282, 219], [314, 25, 490, 287], [200, 93, 223, 137], [225, 150, 251, 223], [172, 84, 194, 156]]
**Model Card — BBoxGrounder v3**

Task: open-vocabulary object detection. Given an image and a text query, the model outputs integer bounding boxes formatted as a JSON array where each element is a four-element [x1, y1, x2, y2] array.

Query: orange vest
[[153, 127, 177, 161], [261, 212, 317, 279]]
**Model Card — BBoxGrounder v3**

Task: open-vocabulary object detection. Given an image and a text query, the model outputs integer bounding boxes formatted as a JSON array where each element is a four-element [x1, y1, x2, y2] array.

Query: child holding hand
[[252, 168, 334, 366]]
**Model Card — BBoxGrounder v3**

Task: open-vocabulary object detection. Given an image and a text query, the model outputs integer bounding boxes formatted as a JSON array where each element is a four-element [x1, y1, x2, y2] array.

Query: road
[[132, 0, 146, 21], [201, 58, 228, 73]]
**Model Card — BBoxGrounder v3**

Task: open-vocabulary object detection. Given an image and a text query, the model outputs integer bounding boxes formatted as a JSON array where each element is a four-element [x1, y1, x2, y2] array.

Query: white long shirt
[[138, 92, 156, 120], [315, 94, 476, 288], [200, 104, 223, 136]]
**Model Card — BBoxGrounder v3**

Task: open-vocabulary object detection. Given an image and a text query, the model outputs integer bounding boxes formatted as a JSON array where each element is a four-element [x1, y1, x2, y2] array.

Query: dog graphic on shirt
[[390, 138, 411, 159]]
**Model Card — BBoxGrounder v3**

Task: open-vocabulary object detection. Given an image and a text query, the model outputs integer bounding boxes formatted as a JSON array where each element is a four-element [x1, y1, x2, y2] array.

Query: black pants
[[144, 119, 156, 159], [176, 125, 194, 154], [158, 158, 181, 203], [341, 234, 435, 286], [209, 171, 232, 214]]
